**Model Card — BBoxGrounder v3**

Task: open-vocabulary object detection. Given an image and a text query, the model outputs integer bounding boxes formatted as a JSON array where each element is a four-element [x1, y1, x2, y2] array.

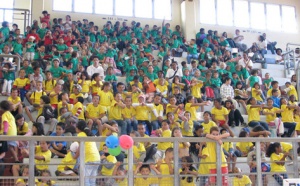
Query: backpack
[[40, 104, 55, 121]]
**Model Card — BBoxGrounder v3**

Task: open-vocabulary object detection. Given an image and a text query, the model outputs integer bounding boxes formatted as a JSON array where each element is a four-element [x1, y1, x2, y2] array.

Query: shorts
[[209, 167, 228, 186], [8, 141, 18, 147], [219, 120, 226, 127]]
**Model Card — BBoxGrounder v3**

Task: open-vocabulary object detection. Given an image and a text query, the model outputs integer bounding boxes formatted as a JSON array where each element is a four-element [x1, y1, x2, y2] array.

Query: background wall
[[12, 0, 300, 50]]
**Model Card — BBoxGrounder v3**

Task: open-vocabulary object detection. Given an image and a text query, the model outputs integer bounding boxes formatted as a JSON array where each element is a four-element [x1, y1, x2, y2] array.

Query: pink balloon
[[119, 135, 134, 149]]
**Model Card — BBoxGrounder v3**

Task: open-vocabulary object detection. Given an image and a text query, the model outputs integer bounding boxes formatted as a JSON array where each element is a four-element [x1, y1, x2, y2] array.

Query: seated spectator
[[233, 29, 247, 52]]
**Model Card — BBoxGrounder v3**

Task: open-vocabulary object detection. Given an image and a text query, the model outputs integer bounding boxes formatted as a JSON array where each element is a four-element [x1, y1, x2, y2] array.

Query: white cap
[[70, 142, 79, 152]]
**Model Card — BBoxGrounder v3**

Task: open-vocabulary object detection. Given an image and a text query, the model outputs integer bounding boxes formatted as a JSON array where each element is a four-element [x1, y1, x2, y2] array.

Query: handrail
[[296, 61, 300, 100], [286, 43, 300, 51], [2, 136, 300, 186], [0, 54, 21, 71], [283, 49, 296, 77], [0, 8, 31, 33]]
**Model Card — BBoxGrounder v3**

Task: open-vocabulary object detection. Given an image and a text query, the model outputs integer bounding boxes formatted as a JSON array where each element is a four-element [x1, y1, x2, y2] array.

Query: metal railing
[[283, 49, 296, 77], [0, 54, 21, 72], [0, 136, 299, 186], [0, 8, 31, 34]]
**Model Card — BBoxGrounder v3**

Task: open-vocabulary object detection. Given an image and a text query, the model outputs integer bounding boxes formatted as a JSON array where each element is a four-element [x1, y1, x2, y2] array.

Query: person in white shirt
[[87, 56, 104, 80], [220, 77, 238, 107], [165, 61, 183, 83], [253, 35, 267, 58], [238, 53, 253, 71], [63, 15, 72, 31], [233, 29, 247, 52]]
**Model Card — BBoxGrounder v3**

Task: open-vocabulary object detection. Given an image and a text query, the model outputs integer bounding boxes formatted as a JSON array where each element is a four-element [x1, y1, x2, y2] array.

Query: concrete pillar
[[181, 1, 196, 41], [31, 0, 44, 23]]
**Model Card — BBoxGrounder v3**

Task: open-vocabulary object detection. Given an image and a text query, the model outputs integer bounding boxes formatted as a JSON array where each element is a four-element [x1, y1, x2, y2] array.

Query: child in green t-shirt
[[105, 67, 118, 93], [25, 36, 36, 61]]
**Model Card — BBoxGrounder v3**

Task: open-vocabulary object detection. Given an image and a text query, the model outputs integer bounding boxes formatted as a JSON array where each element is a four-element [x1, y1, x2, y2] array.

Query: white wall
[[192, 0, 300, 50]]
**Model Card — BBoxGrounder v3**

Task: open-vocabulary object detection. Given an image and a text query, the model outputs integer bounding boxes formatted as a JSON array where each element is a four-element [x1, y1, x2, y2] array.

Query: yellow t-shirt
[[98, 91, 114, 107], [131, 92, 140, 103], [30, 91, 46, 104], [115, 178, 128, 186], [43, 79, 56, 93], [267, 88, 281, 97], [223, 141, 233, 152], [211, 107, 229, 121], [151, 104, 163, 121], [17, 122, 29, 135], [7, 96, 21, 111], [295, 115, 300, 131], [202, 121, 217, 134], [206, 142, 227, 169], [233, 175, 252, 186], [171, 83, 184, 94], [35, 146, 51, 171], [71, 102, 85, 120], [134, 175, 158, 185], [78, 79, 91, 93], [263, 107, 280, 123], [198, 147, 209, 174], [180, 120, 194, 136], [135, 105, 151, 120], [49, 91, 60, 105], [70, 93, 83, 102], [156, 84, 168, 97], [270, 153, 286, 172], [36, 180, 56, 186], [159, 159, 174, 185], [166, 104, 180, 121], [157, 129, 172, 150], [185, 103, 198, 121], [191, 82, 203, 98], [101, 155, 117, 176], [247, 105, 261, 122], [57, 151, 76, 172], [1, 111, 17, 136], [77, 132, 100, 163], [281, 104, 294, 122], [133, 143, 146, 160], [130, 81, 143, 89], [280, 142, 292, 153], [251, 88, 263, 101], [180, 168, 197, 186], [287, 85, 298, 100], [57, 101, 72, 117], [91, 80, 103, 94], [236, 142, 253, 153], [86, 103, 106, 118], [109, 100, 123, 120], [153, 79, 169, 87], [13, 78, 30, 88], [121, 106, 136, 119]]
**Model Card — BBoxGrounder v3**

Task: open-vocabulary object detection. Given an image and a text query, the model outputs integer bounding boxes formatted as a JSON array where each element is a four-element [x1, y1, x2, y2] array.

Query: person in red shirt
[[26, 28, 41, 43], [63, 30, 73, 47], [40, 10, 50, 28]]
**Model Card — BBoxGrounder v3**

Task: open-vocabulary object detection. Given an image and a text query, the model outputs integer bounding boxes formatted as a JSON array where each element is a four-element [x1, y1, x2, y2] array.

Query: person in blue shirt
[[50, 122, 67, 158], [271, 89, 280, 108]]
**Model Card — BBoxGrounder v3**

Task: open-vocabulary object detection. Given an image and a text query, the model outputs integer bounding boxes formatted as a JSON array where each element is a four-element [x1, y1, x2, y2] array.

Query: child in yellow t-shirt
[[69, 84, 83, 104], [16, 114, 29, 135], [99, 144, 117, 182], [71, 96, 85, 120], [134, 163, 160, 185], [294, 109, 300, 136], [55, 142, 78, 176], [198, 143, 209, 185], [43, 71, 56, 95], [201, 111, 217, 135], [13, 69, 30, 102], [235, 131, 254, 157], [91, 73, 103, 95], [122, 96, 138, 134], [284, 82, 298, 101], [35, 141, 52, 172], [180, 156, 198, 186], [112, 162, 128, 186], [266, 142, 289, 185], [36, 170, 56, 186], [130, 84, 142, 103], [232, 167, 252, 186], [180, 111, 194, 136], [156, 147, 174, 185], [78, 71, 91, 94], [98, 82, 114, 111], [8, 88, 22, 116], [156, 78, 168, 98], [251, 82, 264, 103], [206, 126, 230, 186], [156, 120, 172, 159], [137, 123, 151, 149], [130, 131, 146, 171]]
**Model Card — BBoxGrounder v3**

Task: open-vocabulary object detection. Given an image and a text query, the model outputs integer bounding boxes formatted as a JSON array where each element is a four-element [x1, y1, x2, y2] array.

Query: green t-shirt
[[106, 48, 116, 58], [126, 75, 135, 83], [263, 78, 273, 88], [187, 44, 197, 54], [81, 56, 89, 67], [70, 58, 79, 72], [171, 39, 180, 49], [89, 32, 96, 42], [97, 35, 107, 43], [119, 34, 130, 42], [105, 74, 117, 82], [144, 44, 152, 53], [26, 42, 35, 52], [0, 27, 9, 39], [125, 65, 138, 75], [3, 71, 15, 80], [146, 72, 158, 81], [153, 66, 160, 74], [50, 66, 64, 78], [37, 28, 47, 39], [211, 77, 222, 87], [249, 75, 259, 88], [21, 66, 33, 77], [182, 75, 192, 85], [56, 44, 68, 52], [13, 43, 23, 54]]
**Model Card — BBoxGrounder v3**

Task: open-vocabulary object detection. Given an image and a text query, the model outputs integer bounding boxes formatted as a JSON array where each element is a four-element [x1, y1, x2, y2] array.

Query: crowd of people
[[0, 10, 300, 186]]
